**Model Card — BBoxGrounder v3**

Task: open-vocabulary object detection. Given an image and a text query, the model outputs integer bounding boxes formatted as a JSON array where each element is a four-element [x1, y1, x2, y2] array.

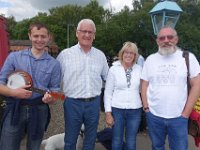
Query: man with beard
[[141, 27, 200, 150]]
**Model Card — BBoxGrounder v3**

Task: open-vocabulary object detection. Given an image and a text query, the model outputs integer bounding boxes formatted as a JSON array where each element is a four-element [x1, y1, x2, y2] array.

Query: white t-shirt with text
[[141, 49, 200, 118]]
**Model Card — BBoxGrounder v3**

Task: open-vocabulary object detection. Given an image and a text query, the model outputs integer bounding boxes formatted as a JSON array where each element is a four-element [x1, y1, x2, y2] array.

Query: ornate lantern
[[149, 0, 183, 35]]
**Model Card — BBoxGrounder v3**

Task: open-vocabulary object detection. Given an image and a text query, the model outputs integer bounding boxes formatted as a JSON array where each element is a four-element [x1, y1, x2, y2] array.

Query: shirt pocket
[[37, 69, 52, 87], [90, 63, 102, 77]]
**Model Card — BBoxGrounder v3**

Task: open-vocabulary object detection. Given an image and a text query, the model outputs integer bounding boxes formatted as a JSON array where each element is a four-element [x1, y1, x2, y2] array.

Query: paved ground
[[20, 132, 198, 150], [94, 134, 198, 150], [19, 101, 199, 150], [135, 133, 198, 150], [86, 133, 198, 150]]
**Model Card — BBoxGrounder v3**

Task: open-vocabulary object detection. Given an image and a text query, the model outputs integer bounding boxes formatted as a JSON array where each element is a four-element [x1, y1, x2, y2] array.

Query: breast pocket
[[37, 69, 52, 87], [90, 63, 102, 77]]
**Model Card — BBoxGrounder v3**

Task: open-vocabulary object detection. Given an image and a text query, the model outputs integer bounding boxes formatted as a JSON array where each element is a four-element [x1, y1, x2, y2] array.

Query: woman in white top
[[104, 42, 142, 150]]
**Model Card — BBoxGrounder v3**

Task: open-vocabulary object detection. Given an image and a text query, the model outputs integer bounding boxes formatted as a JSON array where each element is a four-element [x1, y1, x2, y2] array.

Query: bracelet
[[143, 107, 149, 111]]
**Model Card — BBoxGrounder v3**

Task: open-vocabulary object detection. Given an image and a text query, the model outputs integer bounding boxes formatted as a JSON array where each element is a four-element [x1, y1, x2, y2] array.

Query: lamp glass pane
[[165, 17, 177, 28], [154, 13, 163, 34]]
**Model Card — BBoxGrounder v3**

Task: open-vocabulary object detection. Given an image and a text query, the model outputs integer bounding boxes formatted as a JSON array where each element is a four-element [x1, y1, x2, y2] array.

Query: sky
[[0, 0, 133, 21]]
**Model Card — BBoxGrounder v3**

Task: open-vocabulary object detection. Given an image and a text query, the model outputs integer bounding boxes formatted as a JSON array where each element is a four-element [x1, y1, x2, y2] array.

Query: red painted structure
[[0, 16, 9, 70]]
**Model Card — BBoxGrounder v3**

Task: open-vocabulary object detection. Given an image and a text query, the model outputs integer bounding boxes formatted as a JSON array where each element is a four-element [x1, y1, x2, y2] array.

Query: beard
[[158, 46, 176, 56]]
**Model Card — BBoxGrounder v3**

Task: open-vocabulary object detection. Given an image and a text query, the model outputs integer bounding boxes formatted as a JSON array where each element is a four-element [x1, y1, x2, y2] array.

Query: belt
[[77, 97, 96, 102]]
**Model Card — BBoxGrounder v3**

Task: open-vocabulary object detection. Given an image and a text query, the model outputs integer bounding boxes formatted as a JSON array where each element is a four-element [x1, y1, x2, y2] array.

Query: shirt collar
[[22, 47, 51, 60], [77, 43, 93, 55]]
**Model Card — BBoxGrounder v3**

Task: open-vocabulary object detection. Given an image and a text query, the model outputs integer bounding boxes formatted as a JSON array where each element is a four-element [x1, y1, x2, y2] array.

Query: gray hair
[[76, 19, 96, 33], [158, 26, 177, 37]]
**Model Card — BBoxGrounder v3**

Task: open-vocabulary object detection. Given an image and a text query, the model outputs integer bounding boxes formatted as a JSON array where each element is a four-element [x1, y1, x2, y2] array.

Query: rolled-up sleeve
[[0, 53, 15, 85]]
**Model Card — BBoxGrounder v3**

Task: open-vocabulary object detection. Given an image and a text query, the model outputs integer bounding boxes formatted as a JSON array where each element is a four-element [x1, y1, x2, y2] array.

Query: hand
[[181, 112, 189, 118], [105, 112, 114, 128], [42, 92, 56, 104], [143, 106, 150, 113], [11, 85, 32, 99]]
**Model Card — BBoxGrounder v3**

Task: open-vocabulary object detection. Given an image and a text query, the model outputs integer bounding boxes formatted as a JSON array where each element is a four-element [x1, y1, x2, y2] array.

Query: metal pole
[[67, 24, 69, 48], [67, 24, 74, 48]]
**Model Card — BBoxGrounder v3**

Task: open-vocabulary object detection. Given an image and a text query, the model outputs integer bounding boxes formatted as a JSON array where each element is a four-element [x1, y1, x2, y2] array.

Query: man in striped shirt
[[57, 18, 109, 150]]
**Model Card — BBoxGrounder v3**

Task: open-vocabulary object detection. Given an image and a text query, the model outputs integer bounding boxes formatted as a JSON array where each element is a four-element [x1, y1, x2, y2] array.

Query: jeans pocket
[[145, 111, 150, 113], [180, 115, 188, 120]]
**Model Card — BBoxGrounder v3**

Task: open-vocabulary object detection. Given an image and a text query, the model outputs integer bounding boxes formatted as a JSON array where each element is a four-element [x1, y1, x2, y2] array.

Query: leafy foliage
[[5, 0, 200, 59]]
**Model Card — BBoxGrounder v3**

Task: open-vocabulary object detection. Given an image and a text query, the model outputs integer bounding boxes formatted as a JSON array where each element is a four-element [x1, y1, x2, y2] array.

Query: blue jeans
[[64, 96, 100, 150], [146, 112, 188, 150], [0, 105, 48, 150], [112, 107, 142, 150]]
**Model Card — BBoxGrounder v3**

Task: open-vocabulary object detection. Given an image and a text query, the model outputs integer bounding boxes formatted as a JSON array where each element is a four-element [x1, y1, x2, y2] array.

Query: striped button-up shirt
[[57, 44, 109, 98]]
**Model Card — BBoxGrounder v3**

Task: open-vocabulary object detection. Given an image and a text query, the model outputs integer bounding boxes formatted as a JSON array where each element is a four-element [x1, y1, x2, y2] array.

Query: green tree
[[177, 0, 200, 58], [12, 19, 31, 39], [48, 5, 83, 49], [82, 0, 105, 24], [5, 0, 200, 59], [6, 16, 17, 39]]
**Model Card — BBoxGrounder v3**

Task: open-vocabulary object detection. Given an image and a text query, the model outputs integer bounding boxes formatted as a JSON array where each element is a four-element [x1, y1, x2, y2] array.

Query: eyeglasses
[[124, 51, 135, 55], [78, 30, 95, 35], [158, 35, 176, 41]]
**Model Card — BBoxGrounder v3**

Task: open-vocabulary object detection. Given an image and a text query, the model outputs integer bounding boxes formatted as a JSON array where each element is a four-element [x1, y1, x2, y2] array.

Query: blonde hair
[[118, 41, 139, 65]]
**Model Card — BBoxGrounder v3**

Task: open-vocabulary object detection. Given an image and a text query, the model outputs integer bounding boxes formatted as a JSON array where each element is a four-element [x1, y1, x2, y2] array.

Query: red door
[[0, 16, 9, 70]]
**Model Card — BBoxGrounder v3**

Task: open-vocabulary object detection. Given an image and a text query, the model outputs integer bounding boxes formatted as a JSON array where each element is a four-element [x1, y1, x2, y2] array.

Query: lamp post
[[149, 0, 183, 35], [67, 24, 74, 48]]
